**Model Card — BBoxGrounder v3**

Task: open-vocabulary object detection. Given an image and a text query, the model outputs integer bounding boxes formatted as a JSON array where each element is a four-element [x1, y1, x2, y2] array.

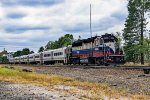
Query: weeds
[[0, 67, 148, 100]]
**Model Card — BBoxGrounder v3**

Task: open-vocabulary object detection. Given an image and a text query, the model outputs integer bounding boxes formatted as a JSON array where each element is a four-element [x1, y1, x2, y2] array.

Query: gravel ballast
[[0, 81, 81, 100], [30, 66, 150, 96]]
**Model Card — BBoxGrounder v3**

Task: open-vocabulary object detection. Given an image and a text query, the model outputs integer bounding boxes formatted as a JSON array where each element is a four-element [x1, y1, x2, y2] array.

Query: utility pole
[[90, 4, 92, 38], [90, 4, 93, 57]]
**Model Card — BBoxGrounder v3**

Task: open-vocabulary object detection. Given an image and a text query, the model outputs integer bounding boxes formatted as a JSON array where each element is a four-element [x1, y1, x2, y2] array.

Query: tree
[[30, 51, 34, 54], [45, 34, 74, 50], [115, 32, 122, 48], [144, 37, 150, 61], [38, 46, 44, 52], [58, 34, 74, 47], [114, 32, 124, 55], [123, 0, 150, 64], [21, 48, 30, 55], [45, 41, 58, 50], [13, 50, 22, 57], [13, 48, 31, 57], [0, 56, 9, 63]]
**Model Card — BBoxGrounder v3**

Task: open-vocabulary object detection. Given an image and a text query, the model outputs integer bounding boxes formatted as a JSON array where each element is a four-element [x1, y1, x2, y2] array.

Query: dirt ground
[[10, 65, 150, 96], [0, 81, 83, 100]]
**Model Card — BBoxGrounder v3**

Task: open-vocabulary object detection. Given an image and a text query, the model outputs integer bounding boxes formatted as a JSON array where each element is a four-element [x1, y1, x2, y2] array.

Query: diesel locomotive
[[70, 33, 124, 65]]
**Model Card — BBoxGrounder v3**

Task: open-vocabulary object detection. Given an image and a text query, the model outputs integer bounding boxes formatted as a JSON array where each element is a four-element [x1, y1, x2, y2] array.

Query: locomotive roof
[[72, 36, 98, 47], [72, 34, 118, 47], [101, 34, 118, 42]]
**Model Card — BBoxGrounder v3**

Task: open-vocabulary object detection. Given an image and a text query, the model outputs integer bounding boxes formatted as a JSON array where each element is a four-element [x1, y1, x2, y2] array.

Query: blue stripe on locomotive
[[72, 47, 114, 56]]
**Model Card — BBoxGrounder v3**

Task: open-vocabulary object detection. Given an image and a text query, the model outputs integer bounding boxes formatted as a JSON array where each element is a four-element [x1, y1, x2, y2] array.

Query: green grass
[[0, 67, 148, 100], [0, 67, 18, 74]]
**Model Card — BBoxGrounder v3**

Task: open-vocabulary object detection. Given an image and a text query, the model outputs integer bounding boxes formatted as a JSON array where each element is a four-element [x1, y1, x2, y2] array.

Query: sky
[[0, 0, 133, 52]]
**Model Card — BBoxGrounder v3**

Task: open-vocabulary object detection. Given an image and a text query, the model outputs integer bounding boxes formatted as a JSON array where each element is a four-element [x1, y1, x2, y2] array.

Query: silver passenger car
[[42, 47, 67, 64], [53, 47, 67, 63], [34, 53, 41, 64], [14, 57, 20, 64], [28, 54, 35, 63]]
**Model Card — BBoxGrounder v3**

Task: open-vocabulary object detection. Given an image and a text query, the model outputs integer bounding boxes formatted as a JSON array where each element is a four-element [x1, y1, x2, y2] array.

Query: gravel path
[[0, 81, 82, 100]]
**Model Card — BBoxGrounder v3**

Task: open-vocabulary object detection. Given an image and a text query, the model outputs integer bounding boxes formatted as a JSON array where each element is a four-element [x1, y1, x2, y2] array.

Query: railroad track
[[6, 64, 150, 71]]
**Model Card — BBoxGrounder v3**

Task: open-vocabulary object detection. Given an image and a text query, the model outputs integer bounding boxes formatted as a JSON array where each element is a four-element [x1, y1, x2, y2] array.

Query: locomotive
[[9, 34, 125, 65], [70, 33, 124, 65]]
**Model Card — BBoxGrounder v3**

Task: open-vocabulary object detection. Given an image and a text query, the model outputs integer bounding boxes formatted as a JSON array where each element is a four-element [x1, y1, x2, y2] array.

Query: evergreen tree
[[123, 0, 150, 64]]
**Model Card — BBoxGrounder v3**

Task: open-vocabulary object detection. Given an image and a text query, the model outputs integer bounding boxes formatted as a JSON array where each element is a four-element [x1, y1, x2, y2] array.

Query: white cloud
[[0, 0, 129, 52]]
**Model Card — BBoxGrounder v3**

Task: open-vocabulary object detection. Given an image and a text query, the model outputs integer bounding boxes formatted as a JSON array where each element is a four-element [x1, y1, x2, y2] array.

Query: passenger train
[[9, 34, 125, 65]]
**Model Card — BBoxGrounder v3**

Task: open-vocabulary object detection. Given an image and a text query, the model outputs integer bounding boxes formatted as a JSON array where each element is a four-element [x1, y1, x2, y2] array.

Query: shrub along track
[[2, 64, 150, 97]]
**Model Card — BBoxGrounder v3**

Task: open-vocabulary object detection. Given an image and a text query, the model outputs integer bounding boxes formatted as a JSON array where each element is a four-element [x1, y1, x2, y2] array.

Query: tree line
[[13, 34, 74, 57], [13, 48, 34, 57], [38, 34, 74, 52], [123, 0, 150, 64]]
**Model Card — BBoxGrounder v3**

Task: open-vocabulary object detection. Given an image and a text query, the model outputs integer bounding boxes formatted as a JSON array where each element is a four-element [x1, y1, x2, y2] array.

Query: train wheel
[[96, 59, 103, 66], [86, 63, 88, 66], [73, 62, 76, 65], [104, 62, 109, 66]]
